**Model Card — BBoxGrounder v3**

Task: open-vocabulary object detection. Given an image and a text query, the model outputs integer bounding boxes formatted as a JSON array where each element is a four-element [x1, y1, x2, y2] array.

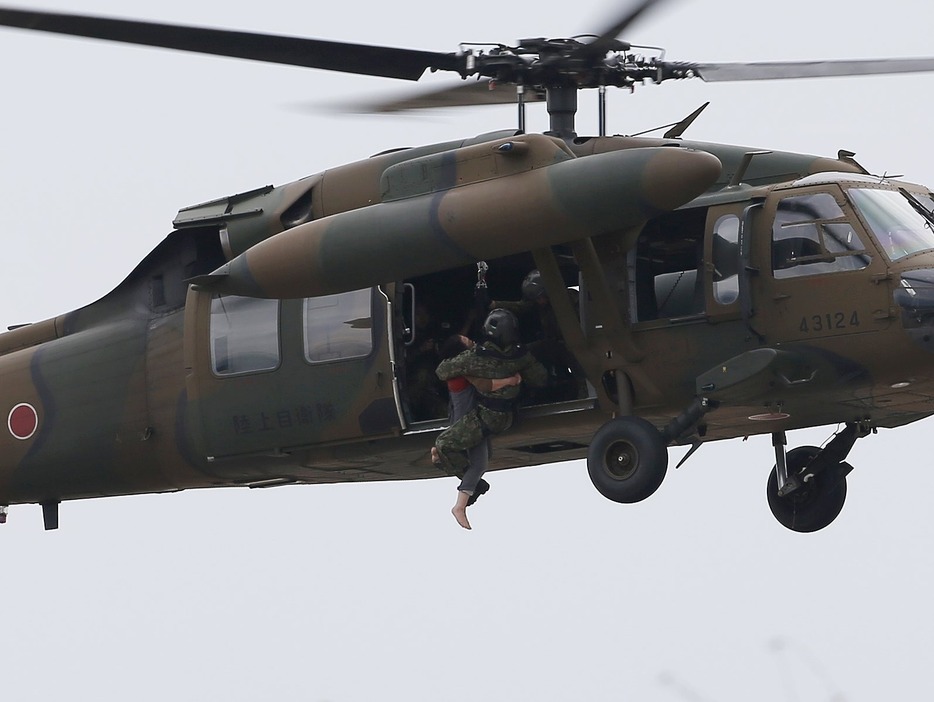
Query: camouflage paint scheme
[[2, 127, 934, 526], [7, 4, 934, 534], [201, 134, 721, 299]]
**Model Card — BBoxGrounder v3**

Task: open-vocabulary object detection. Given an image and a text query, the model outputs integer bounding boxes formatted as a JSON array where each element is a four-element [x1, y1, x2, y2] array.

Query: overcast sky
[[1, 1, 933, 700]]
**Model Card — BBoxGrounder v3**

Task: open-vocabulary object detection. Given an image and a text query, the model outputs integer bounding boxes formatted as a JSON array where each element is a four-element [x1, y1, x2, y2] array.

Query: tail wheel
[[767, 445, 848, 533], [587, 417, 668, 503]]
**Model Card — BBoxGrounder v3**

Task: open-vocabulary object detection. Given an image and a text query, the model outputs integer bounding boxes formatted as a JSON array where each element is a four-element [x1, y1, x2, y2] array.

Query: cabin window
[[210, 295, 281, 376], [772, 193, 870, 279], [653, 269, 703, 318], [633, 209, 707, 321], [847, 187, 934, 261], [304, 288, 373, 363], [712, 214, 740, 305]]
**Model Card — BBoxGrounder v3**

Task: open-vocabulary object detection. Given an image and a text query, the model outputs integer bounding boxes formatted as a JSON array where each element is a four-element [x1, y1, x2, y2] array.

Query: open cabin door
[[391, 252, 595, 428], [184, 286, 400, 461]]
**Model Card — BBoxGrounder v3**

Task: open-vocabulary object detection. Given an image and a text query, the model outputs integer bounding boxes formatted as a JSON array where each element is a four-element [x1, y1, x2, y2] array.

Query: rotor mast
[[544, 84, 578, 140]]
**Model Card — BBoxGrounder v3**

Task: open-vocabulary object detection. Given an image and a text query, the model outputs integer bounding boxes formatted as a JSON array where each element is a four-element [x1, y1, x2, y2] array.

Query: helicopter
[[3, 0, 934, 533]]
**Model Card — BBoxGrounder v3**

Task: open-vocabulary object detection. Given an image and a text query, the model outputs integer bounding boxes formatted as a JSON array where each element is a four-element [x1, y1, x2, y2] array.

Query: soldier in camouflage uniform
[[432, 309, 548, 528], [490, 269, 585, 401], [432, 333, 522, 528]]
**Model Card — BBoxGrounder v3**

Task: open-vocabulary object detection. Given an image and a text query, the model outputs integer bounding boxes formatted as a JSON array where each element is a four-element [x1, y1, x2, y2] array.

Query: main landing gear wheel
[[587, 416, 668, 503], [767, 445, 849, 533]]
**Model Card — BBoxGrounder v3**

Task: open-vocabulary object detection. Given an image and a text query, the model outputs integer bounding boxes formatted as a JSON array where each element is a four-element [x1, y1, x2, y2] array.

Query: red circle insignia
[[8, 403, 38, 440]]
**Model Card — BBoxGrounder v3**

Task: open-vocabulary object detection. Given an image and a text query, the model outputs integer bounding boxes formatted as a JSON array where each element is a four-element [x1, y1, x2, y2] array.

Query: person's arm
[[436, 349, 478, 381], [519, 355, 550, 388], [466, 373, 521, 393]]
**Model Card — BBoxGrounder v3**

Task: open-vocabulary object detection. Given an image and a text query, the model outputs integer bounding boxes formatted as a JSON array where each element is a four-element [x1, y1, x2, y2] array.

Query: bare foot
[[452, 505, 472, 530], [431, 446, 441, 465]]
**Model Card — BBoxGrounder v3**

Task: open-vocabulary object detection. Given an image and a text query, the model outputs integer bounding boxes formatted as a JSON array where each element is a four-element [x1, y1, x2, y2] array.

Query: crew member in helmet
[[493, 269, 561, 337], [431, 309, 548, 529], [490, 269, 583, 400]]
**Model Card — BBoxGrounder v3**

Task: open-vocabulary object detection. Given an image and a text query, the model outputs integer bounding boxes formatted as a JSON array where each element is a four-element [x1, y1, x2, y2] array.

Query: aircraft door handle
[[872, 308, 897, 320]]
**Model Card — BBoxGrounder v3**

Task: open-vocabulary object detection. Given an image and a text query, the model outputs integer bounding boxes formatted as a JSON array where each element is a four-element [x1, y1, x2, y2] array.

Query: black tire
[[767, 445, 848, 533], [587, 417, 669, 503]]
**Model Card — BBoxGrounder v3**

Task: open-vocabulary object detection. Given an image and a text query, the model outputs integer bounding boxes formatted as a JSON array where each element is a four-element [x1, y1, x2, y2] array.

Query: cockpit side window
[[772, 193, 870, 279]]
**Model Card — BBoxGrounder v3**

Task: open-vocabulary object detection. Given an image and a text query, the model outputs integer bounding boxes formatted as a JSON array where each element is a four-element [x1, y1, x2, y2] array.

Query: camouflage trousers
[[435, 406, 514, 473]]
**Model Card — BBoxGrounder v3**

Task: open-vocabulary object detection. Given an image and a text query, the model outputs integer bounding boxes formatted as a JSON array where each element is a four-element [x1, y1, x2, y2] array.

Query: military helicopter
[[3, 0, 934, 533]]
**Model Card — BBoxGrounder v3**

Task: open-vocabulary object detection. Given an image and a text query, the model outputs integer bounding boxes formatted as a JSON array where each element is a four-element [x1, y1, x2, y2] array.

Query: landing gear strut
[[766, 423, 868, 532]]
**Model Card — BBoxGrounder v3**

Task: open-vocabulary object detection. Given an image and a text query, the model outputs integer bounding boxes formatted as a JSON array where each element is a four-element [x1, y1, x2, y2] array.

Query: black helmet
[[521, 269, 546, 302], [483, 308, 520, 348]]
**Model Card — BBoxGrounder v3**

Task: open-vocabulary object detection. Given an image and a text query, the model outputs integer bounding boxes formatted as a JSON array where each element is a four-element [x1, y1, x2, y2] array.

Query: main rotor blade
[[0, 6, 461, 80], [577, 0, 669, 57], [348, 80, 545, 113], [690, 57, 934, 82]]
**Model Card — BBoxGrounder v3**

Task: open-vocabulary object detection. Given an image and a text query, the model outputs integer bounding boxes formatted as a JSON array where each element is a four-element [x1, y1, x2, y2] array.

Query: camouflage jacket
[[435, 343, 548, 402], [492, 290, 579, 342]]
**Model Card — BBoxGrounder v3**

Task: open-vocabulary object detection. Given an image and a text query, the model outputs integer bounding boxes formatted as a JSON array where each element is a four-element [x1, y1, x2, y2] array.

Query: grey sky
[[0, 1, 932, 700]]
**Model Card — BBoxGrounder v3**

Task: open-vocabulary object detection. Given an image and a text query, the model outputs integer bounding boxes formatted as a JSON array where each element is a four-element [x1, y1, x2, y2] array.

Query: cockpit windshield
[[847, 187, 934, 261]]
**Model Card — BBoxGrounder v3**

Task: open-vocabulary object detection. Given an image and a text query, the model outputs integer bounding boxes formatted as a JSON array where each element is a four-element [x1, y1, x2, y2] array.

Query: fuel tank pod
[[199, 135, 722, 299]]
